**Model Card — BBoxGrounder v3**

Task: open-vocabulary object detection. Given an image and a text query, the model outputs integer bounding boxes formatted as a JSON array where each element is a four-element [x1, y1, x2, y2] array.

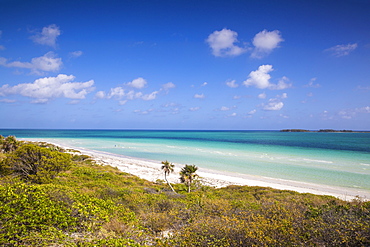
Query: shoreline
[[22, 138, 370, 201]]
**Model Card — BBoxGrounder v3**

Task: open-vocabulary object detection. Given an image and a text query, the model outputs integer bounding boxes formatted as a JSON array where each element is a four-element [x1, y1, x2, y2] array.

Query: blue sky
[[0, 0, 369, 130]]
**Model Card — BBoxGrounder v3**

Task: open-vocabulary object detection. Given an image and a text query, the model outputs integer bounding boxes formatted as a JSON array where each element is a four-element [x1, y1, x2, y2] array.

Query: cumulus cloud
[[99, 88, 158, 102], [248, 109, 257, 115], [243, 65, 291, 90], [243, 65, 273, 89], [162, 82, 175, 91], [125, 77, 147, 89], [69, 51, 83, 58], [30, 24, 61, 48], [142, 91, 159, 101], [133, 109, 154, 115], [0, 74, 94, 103], [201, 82, 208, 87], [189, 107, 200, 111], [0, 52, 62, 75], [258, 92, 267, 99], [220, 106, 230, 111], [336, 106, 370, 119], [194, 93, 205, 99], [325, 43, 357, 57], [96, 78, 174, 104], [356, 106, 370, 113], [269, 76, 292, 90], [279, 93, 288, 99], [304, 77, 321, 88], [251, 30, 284, 58], [262, 98, 284, 111], [0, 99, 16, 103], [95, 91, 106, 99], [226, 79, 238, 88], [206, 28, 247, 57]]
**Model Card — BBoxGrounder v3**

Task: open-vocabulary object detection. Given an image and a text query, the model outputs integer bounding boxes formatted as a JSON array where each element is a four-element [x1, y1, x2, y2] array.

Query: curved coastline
[[21, 138, 370, 201]]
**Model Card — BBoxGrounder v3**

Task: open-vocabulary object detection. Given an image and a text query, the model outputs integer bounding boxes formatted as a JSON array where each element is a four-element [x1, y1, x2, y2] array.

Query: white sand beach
[[26, 139, 370, 201]]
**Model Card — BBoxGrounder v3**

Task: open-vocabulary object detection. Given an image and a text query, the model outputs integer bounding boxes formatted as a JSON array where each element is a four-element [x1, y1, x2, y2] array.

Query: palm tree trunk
[[164, 173, 176, 193]]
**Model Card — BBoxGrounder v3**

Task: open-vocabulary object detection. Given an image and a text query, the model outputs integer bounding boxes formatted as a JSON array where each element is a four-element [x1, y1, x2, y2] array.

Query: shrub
[[0, 182, 76, 245], [1, 144, 72, 183]]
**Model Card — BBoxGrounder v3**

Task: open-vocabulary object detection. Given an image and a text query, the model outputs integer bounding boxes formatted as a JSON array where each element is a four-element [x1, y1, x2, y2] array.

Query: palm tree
[[161, 160, 176, 193], [179, 164, 198, 193]]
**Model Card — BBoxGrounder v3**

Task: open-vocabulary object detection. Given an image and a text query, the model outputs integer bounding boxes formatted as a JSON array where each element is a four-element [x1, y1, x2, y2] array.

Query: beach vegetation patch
[[0, 143, 72, 183]]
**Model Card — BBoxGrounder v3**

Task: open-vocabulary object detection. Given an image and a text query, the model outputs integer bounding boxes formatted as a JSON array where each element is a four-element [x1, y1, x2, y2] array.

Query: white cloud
[[30, 24, 61, 48], [194, 93, 205, 99], [269, 76, 292, 90], [69, 51, 83, 58], [258, 92, 266, 99], [328, 106, 370, 120], [243, 65, 273, 89], [97, 78, 173, 104], [0, 52, 62, 75], [226, 79, 238, 88], [0, 45, 5, 51], [262, 98, 284, 111], [325, 43, 357, 57], [119, 100, 127, 105], [201, 82, 208, 87], [304, 77, 321, 88], [0, 74, 94, 102], [125, 77, 147, 89], [220, 106, 230, 111], [31, 98, 49, 104], [206, 28, 247, 57], [229, 112, 237, 117], [189, 107, 200, 111], [142, 91, 158, 101], [279, 93, 288, 99], [133, 109, 154, 115], [0, 99, 16, 103], [95, 91, 106, 99], [243, 65, 291, 90], [248, 109, 257, 115], [108, 87, 126, 98], [162, 82, 175, 91], [356, 106, 370, 113], [100, 86, 158, 102], [251, 30, 284, 58]]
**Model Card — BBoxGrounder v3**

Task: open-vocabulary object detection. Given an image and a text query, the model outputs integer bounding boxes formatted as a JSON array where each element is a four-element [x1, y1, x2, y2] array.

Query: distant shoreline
[[280, 129, 370, 133]]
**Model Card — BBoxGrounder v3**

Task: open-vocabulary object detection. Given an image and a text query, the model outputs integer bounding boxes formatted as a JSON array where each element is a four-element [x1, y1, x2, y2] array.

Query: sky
[[0, 0, 369, 130]]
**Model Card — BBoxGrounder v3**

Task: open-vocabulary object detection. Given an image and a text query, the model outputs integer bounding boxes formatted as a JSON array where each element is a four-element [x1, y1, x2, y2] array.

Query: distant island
[[280, 129, 368, 133]]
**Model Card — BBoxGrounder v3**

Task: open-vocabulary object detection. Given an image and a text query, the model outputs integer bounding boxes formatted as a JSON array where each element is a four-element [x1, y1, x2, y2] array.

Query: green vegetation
[[0, 136, 369, 246]]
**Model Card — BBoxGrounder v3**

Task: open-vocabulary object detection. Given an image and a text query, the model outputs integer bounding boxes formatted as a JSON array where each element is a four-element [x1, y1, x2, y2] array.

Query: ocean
[[2, 129, 370, 193]]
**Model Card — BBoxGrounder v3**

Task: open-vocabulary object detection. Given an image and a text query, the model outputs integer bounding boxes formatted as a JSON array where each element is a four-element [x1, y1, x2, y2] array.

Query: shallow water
[[2, 129, 370, 191]]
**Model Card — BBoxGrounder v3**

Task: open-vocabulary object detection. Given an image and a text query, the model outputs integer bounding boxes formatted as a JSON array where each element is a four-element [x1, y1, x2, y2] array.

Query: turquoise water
[[2, 129, 370, 191]]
